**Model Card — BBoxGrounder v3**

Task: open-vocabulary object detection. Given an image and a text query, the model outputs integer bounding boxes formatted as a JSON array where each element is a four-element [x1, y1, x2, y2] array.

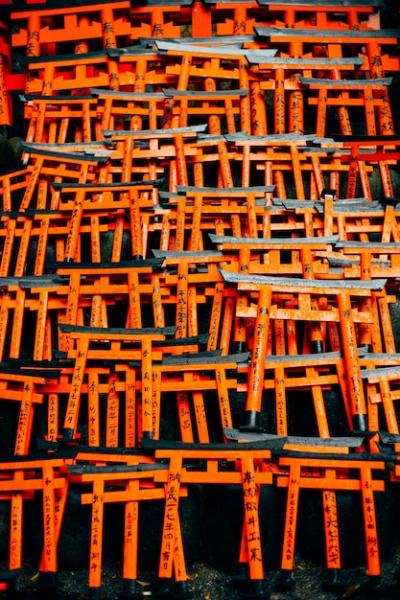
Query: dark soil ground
[[0, 551, 398, 599]]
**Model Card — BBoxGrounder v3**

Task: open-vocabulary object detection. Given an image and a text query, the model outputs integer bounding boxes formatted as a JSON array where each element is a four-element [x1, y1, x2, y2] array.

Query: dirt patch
[[4, 550, 399, 599]]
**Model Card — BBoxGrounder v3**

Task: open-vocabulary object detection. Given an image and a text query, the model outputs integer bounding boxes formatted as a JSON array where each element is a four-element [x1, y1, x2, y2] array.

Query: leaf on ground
[[342, 583, 361, 598]]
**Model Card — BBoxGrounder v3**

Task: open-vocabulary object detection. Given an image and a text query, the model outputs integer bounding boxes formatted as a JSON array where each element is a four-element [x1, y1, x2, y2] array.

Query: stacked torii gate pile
[[0, 1, 400, 598]]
